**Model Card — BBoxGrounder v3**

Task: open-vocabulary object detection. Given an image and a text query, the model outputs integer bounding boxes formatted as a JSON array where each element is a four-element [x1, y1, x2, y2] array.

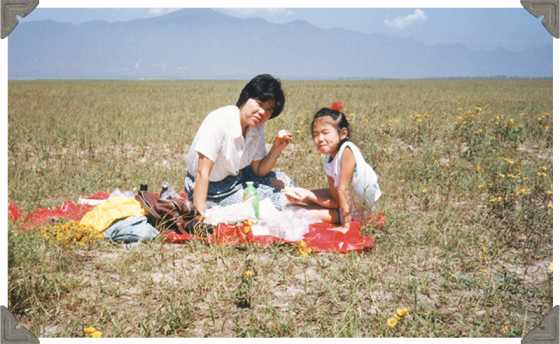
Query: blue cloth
[[185, 165, 295, 210], [104, 215, 158, 249]]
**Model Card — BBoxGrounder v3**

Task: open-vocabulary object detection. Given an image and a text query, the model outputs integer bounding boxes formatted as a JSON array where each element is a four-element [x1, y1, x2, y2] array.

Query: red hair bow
[[329, 101, 343, 112]]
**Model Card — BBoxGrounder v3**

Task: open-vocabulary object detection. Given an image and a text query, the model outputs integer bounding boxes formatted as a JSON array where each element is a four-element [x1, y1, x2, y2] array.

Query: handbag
[[134, 192, 213, 235]]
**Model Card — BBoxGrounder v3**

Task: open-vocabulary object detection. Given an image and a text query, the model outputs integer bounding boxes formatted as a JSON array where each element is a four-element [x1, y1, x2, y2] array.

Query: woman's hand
[[270, 178, 286, 190], [270, 130, 292, 158]]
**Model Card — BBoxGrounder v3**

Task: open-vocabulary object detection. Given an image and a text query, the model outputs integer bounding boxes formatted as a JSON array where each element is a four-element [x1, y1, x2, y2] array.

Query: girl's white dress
[[324, 141, 382, 211]]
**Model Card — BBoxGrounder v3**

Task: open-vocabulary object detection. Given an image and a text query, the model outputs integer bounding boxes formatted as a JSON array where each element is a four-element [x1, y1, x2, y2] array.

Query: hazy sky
[[17, 7, 552, 52]]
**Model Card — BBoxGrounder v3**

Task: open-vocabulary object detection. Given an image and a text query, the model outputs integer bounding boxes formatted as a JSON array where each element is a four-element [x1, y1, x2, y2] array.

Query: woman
[[185, 74, 295, 215]]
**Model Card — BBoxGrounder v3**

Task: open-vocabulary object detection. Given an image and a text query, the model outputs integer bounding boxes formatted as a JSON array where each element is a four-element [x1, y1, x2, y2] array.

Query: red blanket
[[9, 193, 377, 253]]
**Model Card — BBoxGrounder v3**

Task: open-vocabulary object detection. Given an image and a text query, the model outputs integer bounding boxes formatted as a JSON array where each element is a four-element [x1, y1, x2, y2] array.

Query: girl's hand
[[328, 224, 350, 233], [282, 187, 310, 203]]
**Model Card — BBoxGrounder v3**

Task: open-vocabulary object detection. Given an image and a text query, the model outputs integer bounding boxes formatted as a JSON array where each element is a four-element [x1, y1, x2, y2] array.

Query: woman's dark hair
[[311, 107, 352, 148], [236, 74, 285, 119]]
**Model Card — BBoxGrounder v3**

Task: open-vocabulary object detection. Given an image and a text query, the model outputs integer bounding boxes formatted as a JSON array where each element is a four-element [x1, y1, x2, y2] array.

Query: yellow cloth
[[80, 197, 148, 232]]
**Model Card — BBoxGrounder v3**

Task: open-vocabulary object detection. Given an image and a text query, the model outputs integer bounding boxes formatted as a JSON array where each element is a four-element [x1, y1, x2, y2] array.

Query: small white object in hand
[[278, 130, 288, 139], [281, 188, 302, 199]]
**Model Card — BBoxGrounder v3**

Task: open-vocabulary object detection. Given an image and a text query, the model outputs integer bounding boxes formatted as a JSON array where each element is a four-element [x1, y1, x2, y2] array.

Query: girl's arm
[[252, 131, 292, 178], [193, 153, 214, 215], [284, 179, 339, 209], [334, 147, 357, 230], [314, 178, 340, 209]]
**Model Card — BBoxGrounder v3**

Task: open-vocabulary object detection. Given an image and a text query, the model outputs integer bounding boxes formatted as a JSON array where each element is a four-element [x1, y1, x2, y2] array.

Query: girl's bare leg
[[287, 203, 340, 224]]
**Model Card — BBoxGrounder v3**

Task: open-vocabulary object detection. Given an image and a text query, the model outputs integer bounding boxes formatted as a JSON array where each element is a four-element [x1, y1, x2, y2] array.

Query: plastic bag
[[160, 186, 176, 199], [266, 206, 322, 242], [109, 188, 125, 199], [203, 200, 257, 225], [202, 200, 322, 241], [109, 188, 135, 199]]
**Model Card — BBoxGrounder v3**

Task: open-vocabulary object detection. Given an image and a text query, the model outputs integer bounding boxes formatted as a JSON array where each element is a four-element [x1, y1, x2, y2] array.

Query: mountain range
[[8, 8, 553, 80]]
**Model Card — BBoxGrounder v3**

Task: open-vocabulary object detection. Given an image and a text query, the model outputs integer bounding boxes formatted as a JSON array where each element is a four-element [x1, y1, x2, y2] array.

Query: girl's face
[[239, 98, 276, 130], [312, 117, 348, 158]]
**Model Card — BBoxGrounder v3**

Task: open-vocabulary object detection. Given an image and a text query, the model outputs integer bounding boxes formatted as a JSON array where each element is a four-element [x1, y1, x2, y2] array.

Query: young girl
[[284, 102, 381, 232]]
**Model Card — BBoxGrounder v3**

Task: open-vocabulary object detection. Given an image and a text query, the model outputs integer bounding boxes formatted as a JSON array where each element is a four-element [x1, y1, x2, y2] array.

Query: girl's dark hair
[[311, 107, 352, 148], [236, 74, 285, 119]]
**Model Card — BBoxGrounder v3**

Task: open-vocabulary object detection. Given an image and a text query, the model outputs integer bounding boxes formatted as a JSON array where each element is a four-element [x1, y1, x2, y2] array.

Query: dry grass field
[[8, 79, 553, 337]]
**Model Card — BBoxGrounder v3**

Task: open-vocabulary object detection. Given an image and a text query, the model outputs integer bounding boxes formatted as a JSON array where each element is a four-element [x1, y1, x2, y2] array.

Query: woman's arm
[[252, 131, 292, 177], [334, 147, 357, 230], [193, 153, 214, 215]]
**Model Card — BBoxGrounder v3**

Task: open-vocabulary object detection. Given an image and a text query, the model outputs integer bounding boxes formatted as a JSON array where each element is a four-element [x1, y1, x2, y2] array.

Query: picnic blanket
[[9, 192, 378, 253]]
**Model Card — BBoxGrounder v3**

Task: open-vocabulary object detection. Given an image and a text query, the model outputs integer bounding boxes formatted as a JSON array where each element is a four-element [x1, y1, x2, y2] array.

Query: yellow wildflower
[[478, 185, 483, 189], [520, 189, 527, 194], [481, 269, 488, 274], [387, 317, 398, 327], [299, 240, 310, 258], [91, 331, 102, 338], [549, 263, 553, 272], [502, 325, 509, 333], [548, 204, 553, 209], [395, 308, 409, 317], [245, 271, 252, 277], [84, 327, 96, 333], [540, 166, 547, 170], [498, 174, 505, 178]]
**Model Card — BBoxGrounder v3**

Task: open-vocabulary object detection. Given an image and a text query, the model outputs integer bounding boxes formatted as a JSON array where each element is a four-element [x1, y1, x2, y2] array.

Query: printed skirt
[[185, 165, 295, 210]]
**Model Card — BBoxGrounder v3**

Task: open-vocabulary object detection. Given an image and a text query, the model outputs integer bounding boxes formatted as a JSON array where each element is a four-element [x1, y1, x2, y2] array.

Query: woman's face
[[239, 98, 276, 129]]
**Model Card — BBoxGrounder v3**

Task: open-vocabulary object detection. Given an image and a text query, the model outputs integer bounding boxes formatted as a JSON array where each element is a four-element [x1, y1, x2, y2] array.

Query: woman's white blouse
[[186, 105, 267, 182]]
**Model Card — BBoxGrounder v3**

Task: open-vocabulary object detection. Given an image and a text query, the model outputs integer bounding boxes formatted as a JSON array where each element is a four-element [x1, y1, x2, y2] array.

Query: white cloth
[[324, 141, 382, 211], [186, 105, 267, 182]]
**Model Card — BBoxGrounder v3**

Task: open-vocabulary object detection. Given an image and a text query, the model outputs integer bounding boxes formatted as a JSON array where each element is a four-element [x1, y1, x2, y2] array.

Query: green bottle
[[242, 182, 260, 219]]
